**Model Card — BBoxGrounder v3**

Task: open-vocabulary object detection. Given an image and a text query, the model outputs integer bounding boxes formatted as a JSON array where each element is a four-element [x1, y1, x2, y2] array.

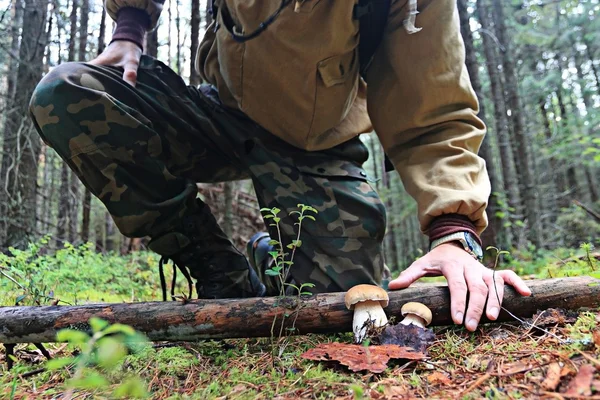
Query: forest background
[[0, 0, 599, 271]]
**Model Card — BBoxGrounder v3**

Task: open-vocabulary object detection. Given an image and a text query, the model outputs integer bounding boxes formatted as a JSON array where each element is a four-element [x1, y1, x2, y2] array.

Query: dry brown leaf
[[593, 329, 600, 349], [382, 385, 408, 398], [564, 364, 595, 397], [501, 360, 533, 375], [301, 342, 425, 373], [427, 371, 451, 386], [541, 362, 562, 391]]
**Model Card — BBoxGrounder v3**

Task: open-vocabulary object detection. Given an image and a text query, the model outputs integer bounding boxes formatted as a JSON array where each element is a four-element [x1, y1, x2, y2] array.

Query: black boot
[[149, 202, 266, 300]]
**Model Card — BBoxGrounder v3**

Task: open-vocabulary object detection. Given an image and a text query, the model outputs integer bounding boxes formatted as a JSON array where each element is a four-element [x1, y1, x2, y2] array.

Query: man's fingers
[[499, 270, 532, 296], [388, 263, 429, 290], [122, 61, 139, 87], [464, 267, 488, 331], [445, 266, 468, 326], [484, 273, 504, 320]]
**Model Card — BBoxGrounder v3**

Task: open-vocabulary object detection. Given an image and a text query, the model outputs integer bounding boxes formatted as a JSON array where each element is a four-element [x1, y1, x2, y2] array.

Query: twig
[[461, 373, 491, 396]]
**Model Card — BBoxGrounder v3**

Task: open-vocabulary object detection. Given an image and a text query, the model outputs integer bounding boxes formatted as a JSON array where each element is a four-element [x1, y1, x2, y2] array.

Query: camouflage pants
[[30, 56, 388, 294]]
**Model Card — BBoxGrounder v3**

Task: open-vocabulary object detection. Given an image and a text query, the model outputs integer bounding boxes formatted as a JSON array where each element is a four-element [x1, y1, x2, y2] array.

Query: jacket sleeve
[[105, 0, 164, 30], [366, 0, 490, 236]]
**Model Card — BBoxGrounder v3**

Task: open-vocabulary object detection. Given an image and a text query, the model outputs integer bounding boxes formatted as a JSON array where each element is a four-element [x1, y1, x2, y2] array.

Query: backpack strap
[[354, 0, 392, 79]]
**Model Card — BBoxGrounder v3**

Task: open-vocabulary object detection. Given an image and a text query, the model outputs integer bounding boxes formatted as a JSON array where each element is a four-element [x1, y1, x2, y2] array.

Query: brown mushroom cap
[[400, 302, 433, 325], [344, 284, 389, 310]]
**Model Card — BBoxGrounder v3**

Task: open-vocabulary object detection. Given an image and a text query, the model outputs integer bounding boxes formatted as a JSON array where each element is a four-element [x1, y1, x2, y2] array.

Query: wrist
[[110, 7, 151, 51], [430, 231, 483, 261]]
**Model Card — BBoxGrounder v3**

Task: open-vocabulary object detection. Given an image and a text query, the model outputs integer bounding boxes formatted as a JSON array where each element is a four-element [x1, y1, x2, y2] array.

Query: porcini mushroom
[[400, 302, 432, 328], [345, 284, 389, 343]]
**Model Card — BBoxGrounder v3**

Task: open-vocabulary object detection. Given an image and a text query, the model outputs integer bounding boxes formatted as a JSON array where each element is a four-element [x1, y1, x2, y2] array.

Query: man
[[29, 0, 531, 332]]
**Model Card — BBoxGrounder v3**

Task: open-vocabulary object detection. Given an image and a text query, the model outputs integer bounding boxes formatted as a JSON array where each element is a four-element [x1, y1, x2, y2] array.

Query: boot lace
[[158, 256, 193, 301]]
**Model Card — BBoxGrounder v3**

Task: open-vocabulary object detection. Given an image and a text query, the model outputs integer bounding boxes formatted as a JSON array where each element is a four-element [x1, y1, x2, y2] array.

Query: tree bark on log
[[0, 277, 599, 344]]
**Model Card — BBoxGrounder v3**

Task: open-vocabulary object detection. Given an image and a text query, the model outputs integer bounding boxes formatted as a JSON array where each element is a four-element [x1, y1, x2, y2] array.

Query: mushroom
[[399, 302, 432, 328], [345, 284, 389, 343]]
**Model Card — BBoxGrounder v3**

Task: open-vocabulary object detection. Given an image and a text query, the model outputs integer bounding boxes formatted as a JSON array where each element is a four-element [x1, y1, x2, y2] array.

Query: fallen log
[[0, 277, 599, 344]]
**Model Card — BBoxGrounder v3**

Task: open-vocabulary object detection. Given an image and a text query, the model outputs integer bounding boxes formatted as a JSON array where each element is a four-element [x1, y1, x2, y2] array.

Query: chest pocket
[[212, 0, 360, 150]]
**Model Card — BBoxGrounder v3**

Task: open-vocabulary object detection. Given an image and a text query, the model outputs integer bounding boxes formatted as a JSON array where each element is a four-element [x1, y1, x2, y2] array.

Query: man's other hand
[[388, 243, 532, 331], [89, 40, 142, 87]]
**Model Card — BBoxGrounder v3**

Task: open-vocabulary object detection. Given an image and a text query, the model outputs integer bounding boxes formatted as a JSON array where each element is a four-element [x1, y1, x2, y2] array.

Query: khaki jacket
[[104, 0, 491, 234]]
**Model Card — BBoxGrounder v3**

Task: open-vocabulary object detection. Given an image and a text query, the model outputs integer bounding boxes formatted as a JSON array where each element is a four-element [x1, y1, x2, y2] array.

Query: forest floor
[[0, 243, 599, 399]]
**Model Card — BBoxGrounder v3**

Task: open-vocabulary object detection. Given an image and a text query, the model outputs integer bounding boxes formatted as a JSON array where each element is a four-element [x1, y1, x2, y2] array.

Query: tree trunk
[[223, 182, 235, 237], [145, 27, 158, 58], [583, 39, 600, 96], [176, 0, 181, 74], [1, 277, 598, 344], [476, 1, 523, 247], [490, 0, 543, 247], [105, 212, 116, 252], [458, 0, 502, 248], [0, 0, 48, 249], [189, 0, 201, 86], [98, 7, 107, 54]]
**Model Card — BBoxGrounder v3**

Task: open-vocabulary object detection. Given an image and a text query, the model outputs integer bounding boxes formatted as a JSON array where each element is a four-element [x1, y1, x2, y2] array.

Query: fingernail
[[455, 312, 464, 323], [489, 307, 499, 319], [467, 319, 478, 331]]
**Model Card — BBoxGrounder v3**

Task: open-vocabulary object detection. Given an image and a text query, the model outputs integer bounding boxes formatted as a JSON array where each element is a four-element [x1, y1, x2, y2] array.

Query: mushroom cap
[[344, 284, 389, 310], [401, 302, 433, 325]]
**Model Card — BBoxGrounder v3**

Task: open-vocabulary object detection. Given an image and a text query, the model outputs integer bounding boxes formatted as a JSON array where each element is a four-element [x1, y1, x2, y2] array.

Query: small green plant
[[47, 317, 149, 399], [260, 204, 318, 360], [261, 204, 318, 298]]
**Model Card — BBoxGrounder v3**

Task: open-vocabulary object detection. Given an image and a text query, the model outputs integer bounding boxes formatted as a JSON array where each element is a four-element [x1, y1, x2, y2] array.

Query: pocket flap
[[317, 51, 357, 87]]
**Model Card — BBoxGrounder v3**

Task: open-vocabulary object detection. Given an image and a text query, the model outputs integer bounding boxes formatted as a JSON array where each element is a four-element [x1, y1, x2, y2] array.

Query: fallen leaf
[[382, 385, 407, 398], [377, 323, 436, 352], [564, 364, 595, 397], [301, 342, 425, 373], [501, 360, 532, 375], [427, 371, 451, 386], [593, 329, 600, 349], [541, 362, 562, 391]]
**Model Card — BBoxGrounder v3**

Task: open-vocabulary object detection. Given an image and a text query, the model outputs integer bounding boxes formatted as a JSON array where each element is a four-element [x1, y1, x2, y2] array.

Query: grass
[[0, 241, 599, 399]]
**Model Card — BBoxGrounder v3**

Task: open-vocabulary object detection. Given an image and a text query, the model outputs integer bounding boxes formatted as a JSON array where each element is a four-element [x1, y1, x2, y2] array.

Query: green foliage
[[507, 242, 599, 279], [555, 204, 600, 248], [0, 237, 162, 306], [260, 204, 318, 298], [49, 317, 149, 398]]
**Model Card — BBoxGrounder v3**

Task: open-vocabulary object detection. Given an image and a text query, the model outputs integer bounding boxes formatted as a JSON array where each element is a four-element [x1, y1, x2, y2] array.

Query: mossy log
[[0, 277, 599, 344]]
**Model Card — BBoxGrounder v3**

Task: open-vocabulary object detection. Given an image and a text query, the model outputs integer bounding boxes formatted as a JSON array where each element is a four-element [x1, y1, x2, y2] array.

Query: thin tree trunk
[[82, 6, 105, 243], [168, 0, 173, 65], [176, 0, 181, 74], [583, 39, 600, 96], [223, 182, 235, 237], [477, 0, 522, 245], [490, 0, 543, 247], [98, 7, 107, 54], [56, 0, 78, 246], [584, 168, 599, 203], [0, 0, 48, 249], [105, 212, 116, 252], [146, 27, 158, 57], [189, 0, 201, 86], [459, 0, 502, 248]]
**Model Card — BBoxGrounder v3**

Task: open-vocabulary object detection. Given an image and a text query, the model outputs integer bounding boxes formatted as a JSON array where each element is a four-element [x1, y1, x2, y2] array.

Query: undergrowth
[[0, 239, 599, 399]]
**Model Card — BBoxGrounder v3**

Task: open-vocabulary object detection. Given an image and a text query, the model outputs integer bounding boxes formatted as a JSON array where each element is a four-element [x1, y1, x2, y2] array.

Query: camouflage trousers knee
[[30, 55, 389, 294]]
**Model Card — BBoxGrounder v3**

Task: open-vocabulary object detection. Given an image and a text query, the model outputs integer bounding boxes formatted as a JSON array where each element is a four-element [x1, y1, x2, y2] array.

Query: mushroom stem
[[399, 314, 427, 328], [352, 301, 388, 343]]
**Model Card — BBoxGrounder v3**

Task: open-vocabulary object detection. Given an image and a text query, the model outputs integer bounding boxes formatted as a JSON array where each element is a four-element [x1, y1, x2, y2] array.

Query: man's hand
[[89, 40, 142, 87], [388, 243, 532, 331]]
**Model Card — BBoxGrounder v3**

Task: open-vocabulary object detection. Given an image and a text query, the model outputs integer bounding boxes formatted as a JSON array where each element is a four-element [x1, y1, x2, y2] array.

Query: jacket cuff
[[427, 214, 482, 247], [110, 7, 151, 50]]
